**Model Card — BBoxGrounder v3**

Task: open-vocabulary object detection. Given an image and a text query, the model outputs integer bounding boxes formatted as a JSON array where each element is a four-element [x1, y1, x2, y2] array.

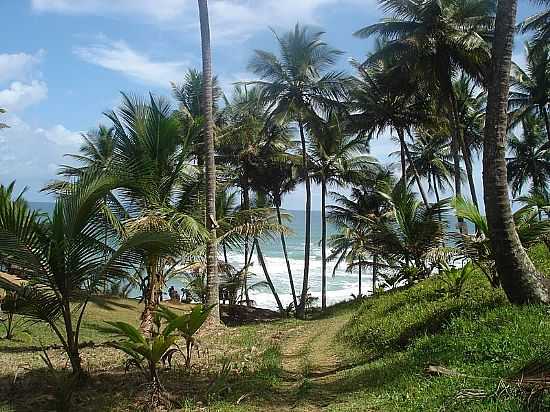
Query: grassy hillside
[[2, 247, 550, 411]]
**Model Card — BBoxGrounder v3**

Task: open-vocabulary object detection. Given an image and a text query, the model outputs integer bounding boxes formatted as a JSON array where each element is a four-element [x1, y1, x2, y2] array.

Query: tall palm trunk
[[372, 254, 378, 295], [297, 120, 312, 318], [483, 0, 550, 304], [358, 259, 362, 297], [402, 128, 429, 207], [275, 201, 298, 309], [255, 239, 285, 313], [198, 0, 219, 321], [541, 105, 550, 144], [321, 177, 327, 311], [398, 131, 407, 183], [242, 184, 251, 306]]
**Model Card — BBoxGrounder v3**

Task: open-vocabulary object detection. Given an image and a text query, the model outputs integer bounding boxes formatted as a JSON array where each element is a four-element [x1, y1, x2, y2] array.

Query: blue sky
[[0, 0, 543, 210]]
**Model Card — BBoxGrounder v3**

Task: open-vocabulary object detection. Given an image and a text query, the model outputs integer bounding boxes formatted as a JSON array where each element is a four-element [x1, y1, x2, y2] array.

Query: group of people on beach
[[167, 285, 191, 304]]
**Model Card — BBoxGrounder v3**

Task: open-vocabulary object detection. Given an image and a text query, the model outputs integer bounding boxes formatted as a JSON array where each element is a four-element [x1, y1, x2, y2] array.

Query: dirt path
[[279, 311, 352, 384]]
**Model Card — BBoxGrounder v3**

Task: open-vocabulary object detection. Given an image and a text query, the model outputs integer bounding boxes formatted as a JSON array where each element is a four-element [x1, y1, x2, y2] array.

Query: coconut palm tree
[[367, 181, 448, 282], [509, 42, 550, 142], [482, 0, 550, 304], [407, 132, 455, 204], [307, 111, 374, 309], [249, 23, 348, 317], [250, 154, 301, 309], [349, 58, 431, 206], [171, 68, 223, 165], [356, 0, 494, 215], [197, 0, 220, 322], [103, 93, 207, 335], [453, 74, 487, 207], [218, 84, 293, 305], [0, 177, 181, 376], [328, 167, 393, 296], [519, 0, 550, 51], [507, 114, 550, 197]]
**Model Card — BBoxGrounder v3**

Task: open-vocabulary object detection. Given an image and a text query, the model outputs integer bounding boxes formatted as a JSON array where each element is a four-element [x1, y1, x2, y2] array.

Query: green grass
[[3, 246, 550, 411], [328, 246, 550, 411]]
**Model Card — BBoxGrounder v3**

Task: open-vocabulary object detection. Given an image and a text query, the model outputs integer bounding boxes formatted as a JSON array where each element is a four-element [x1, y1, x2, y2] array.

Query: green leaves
[[159, 304, 214, 338]]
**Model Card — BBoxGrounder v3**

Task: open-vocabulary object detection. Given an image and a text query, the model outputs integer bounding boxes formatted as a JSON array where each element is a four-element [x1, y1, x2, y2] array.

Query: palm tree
[[407, 132, 455, 204], [328, 167, 393, 296], [198, 0, 219, 322], [171, 68, 223, 165], [519, 0, 550, 51], [218, 84, 293, 305], [307, 111, 373, 310], [455, 196, 550, 287], [251, 155, 301, 309], [367, 181, 448, 282], [0, 177, 180, 376], [482, 0, 550, 304], [249, 24, 348, 317], [453, 75, 486, 207], [349, 58, 431, 206], [356, 0, 494, 219], [103, 93, 206, 335], [0, 108, 9, 129], [509, 43, 550, 142], [507, 114, 550, 197]]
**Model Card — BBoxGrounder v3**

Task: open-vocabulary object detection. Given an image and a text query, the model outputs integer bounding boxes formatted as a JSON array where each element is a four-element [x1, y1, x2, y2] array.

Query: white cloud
[[31, 0, 189, 22], [74, 40, 189, 87], [35, 124, 82, 146], [0, 80, 48, 112], [33, 0, 372, 41], [0, 113, 81, 195], [0, 50, 45, 84]]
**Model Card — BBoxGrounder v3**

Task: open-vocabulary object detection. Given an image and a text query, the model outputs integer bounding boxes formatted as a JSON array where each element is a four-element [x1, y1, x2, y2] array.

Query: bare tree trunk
[[483, 0, 550, 304], [297, 120, 312, 319], [255, 239, 284, 313], [198, 0, 219, 321], [276, 203, 298, 309], [321, 177, 327, 311]]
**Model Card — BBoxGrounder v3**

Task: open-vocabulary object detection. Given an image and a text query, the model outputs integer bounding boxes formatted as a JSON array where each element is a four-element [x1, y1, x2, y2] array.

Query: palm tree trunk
[[358, 259, 362, 297], [62, 299, 82, 376], [483, 0, 550, 304], [198, 0, 220, 322], [255, 239, 284, 313], [223, 243, 228, 265], [541, 105, 550, 144], [242, 185, 251, 306], [398, 131, 407, 183], [372, 254, 378, 295], [402, 128, 429, 207], [297, 120, 312, 319], [276, 203, 298, 309], [140, 258, 161, 337], [321, 177, 327, 311]]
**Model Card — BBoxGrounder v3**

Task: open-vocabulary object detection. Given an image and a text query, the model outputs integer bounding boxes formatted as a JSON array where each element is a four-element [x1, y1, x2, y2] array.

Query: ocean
[[29, 202, 363, 309]]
